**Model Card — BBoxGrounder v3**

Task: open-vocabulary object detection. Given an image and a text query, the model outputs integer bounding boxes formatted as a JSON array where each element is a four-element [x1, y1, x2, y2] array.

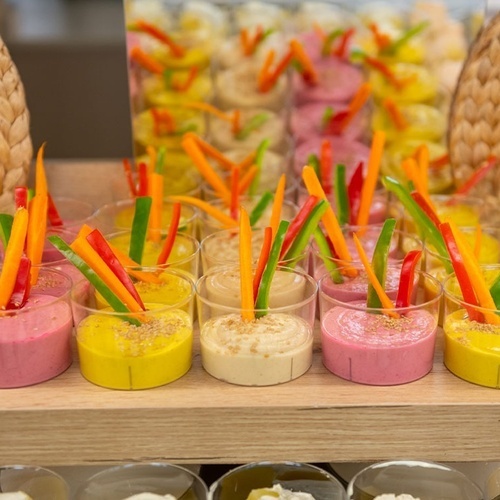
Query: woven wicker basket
[[449, 12, 500, 205], [0, 36, 32, 215]]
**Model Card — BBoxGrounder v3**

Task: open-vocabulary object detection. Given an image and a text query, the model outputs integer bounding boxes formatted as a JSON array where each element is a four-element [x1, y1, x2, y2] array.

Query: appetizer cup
[[72, 269, 195, 390], [196, 266, 317, 386], [443, 265, 500, 388], [319, 267, 442, 386], [0, 267, 73, 388], [48, 196, 95, 233], [209, 461, 346, 500], [347, 460, 482, 499], [75, 462, 208, 500], [92, 198, 198, 237], [0, 465, 70, 499]]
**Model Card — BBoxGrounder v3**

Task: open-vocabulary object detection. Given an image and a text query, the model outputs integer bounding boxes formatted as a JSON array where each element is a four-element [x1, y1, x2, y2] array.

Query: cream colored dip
[[123, 494, 176, 500], [374, 495, 420, 500], [200, 312, 313, 386], [0, 494, 33, 500], [247, 484, 316, 500]]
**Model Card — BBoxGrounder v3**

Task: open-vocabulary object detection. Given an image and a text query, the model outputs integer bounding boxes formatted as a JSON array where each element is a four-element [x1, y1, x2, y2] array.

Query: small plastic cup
[[75, 462, 208, 500], [319, 267, 442, 385], [92, 198, 198, 237], [0, 267, 73, 388], [0, 465, 70, 499], [49, 196, 95, 233], [72, 269, 195, 390], [196, 265, 317, 386], [208, 461, 346, 500], [347, 460, 482, 499], [443, 264, 500, 388]]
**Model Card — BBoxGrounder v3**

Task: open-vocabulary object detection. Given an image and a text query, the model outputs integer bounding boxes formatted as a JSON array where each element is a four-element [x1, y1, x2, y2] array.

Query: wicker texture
[[0, 36, 32, 215], [449, 12, 500, 203]]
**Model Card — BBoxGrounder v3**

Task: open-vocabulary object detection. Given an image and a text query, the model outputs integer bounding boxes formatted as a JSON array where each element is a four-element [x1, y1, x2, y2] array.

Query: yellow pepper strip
[[269, 174, 286, 242], [450, 222, 500, 325], [70, 235, 144, 313], [35, 142, 48, 196], [352, 233, 399, 318], [239, 207, 255, 321], [26, 193, 48, 285], [168, 195, 238, 229], [0, 208, 29, 309], [357, 130, 385, 226], [147, 172, 164, 244]]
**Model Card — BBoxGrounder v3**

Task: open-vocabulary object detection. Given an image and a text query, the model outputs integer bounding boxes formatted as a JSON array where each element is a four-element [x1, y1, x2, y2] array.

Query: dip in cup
[[72, 269, 195, 390], [75, 462, 208, 500], [319, 267, 442, 386], [196, 266, 317, 386], [209, 461, 346, 500], [0, 267, 73, 388]]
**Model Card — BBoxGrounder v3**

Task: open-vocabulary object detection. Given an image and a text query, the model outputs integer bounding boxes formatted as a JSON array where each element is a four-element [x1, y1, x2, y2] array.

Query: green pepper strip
[[321, 28, 343, 56], [313, 227, 343, 283], [395, 249, 422, 309], [334, 164, 350, 226], [383, 176, 452, 273], [250, 138, 270, 196], [249, 191, 274, 227], [254, 220, 290, 317], [489, 274, 500, 310], [48, 235, 140, 325], [321, 106, 334, 130], [367, 218, 396, 309], [283, 199, 329, 265], [307, 153, 321, 182], [385, 21, 428, 55], [155, 146, 166, 174], [235, 113, 270, 140], [129, 196, 152, 265], [0, 214, 14, 248]]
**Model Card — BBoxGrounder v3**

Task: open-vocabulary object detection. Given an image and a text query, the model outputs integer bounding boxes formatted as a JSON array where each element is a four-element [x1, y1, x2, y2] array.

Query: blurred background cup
[[75, 462, 208, 500], [0, 465, 70, 499], [208, 461, 346, 500], [347, 460, 482, 499]]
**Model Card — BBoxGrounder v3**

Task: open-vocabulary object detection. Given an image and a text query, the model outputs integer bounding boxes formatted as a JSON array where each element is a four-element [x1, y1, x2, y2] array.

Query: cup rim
[[0, 464, 70, 493]]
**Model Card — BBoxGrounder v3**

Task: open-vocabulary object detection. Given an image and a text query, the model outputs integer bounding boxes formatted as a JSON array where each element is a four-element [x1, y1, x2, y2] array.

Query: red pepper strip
[[86, 229, 146, 311], [134, 20, 185, 58], [347, 161, 364, 225], [454, 155, 497, 196], [320, 140, 333, 196], [429, 153, 450, 170], [157, 202, 181, 265], [279, 195, 318, 258], [333, 28, 355, 59], [122, 158, 138, 197], [137, 162, 149, 197], [172, 66, 199, 92], [6, 256, 31, 310], [253, 226, 272, 301], [129, 46, 164, 74], [47, 193, 64, 227], [440, 222, 483, 323], [324, 110, 349, 136], [395, 250, 422, 308], [15, 187, 28, 209], [410, 191, 441, 228], [368, 23, 392, 51], [230, 166, 240, 221]]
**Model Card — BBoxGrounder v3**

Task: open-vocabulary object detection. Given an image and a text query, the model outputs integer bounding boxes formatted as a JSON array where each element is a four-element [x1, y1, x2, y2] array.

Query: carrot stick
[[183, 102, 233, 123], [258, 49, 276, 91], [352, 233, 399, 318], [368, 23, 392, 50], [232, 109, 242, 135], [383, 98, 408, 131], [26, 193, 48, 284], [129, 46, 164, 74], [240, 28, 251, 56], [134, 20, 185, 58], [333, 27, 355, 58], [290, 39, 318, 85], [185, 132, 235, 170], [70, 235, 144, 313], [168, 195, 238, 228], [230, 166, 240, 220], [356, 130, 385, 226], [148, 172, 164, 243], [302, 165, 353, 265], [110, 246, 162, 284], [35, 143, 48, 196], [429, 153, 450, 170], [151, 108, 175, 135], [181, 135, 231, 203], [402, 157, 424, 193], [146, 145, 157, 173], [157, 202, 181, 265], [416, 143, 430, 197], [337, 83, 371, 133], [239, 207, 255, 321], [238, 165, 259, 195], [172, 66, 199, 92], [253, 226, 272, 301], [122, 158, 137, 197], [237, 151, 257, 171], [0, 208, 29, 309], [260, 50, 293, 92], [270, 174, 286, 241]]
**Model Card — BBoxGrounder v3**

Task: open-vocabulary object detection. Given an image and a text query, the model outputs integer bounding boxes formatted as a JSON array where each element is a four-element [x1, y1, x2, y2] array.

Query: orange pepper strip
[[352, 233, 399, 318], [147, 172, 164, 244], [0, 208, 29, 309], [302, 166, 353, 266], [383, 98, 408, 131], [269, 174, 286, 242], [168, 195, 238, 228], [290, 39, 319, 85], [70, 235, 144, 313], [239, 207, 255, 321], [253, 226, 272, 301], [185, 132, 235, 170], [134, 20, 185, 58], [356, 131, 386, 227], [451, 222, 500, 325], [337, 83, 372, 133], [129, 46, 164, 74], [181, 135, 231, 203], [238, 165, 259, 195]]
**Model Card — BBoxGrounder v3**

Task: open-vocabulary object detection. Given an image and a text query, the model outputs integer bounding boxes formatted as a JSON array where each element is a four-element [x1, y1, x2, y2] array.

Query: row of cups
[[0, 459, 491, 499]]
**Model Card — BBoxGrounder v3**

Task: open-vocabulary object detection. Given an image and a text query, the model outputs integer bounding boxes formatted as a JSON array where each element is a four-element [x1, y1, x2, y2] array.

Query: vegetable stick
[[239, 207, 255, 321]]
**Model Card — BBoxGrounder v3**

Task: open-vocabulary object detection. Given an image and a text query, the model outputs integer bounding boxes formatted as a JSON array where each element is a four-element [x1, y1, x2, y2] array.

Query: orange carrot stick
[[146, 145, 157, 174], [239, 207, 255, 321], [238, 165, 259, 195], [260, 49, 293, 92], [157, 202, 181, 265], [253, 226, 272, 300], [352, 232, 399, 318], [258, 49, 276, 91], [148, 172, 164, 244], [383, 98, 408, 131], [134, 20, 185, 58], [232, 109, 242, 135], [240, 28, 251, 56], [183, 101, 233, 123], [290, 39, 318, 85], [26, 194, 48, 284], [129, 46, 164, 74], [151, 108, 175, 135], [0, 208, 29, 309], [237, 151, 257, 171], [402, 157, 424, 193], [356, 130, 386, 226], [185, 132, 235, 170], [269, 174, 286, 241], [35, 143, 48, 196], [230, 166, 240, 220], [337, 83, 372, 133], [416, 144, 430, 197], [172, 66, 199, 92]]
